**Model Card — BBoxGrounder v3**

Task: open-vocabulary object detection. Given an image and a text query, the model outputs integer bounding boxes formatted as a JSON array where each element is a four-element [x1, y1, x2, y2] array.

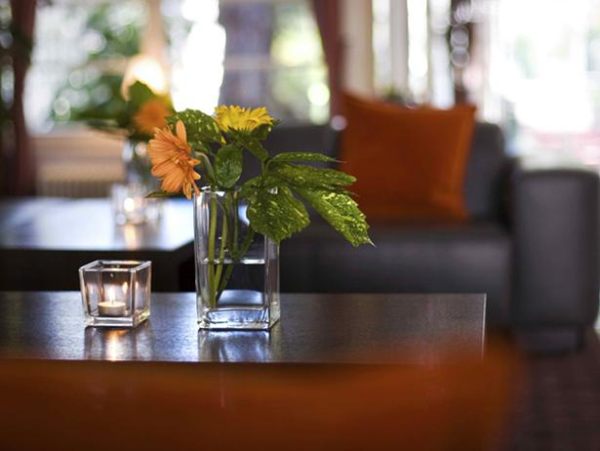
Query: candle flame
[[123, 197, 136, 213], [105, 286, 116, 304]]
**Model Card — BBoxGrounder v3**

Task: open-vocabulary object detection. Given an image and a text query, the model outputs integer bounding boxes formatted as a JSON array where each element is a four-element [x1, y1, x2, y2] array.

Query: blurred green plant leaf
[[127, 81, 155, 109]]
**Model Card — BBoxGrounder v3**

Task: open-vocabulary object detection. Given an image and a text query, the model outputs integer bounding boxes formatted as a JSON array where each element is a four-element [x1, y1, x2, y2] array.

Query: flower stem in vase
[[214, 200, 229, 297], [218, 227, 255, 295], [207, 194, 218, 307]]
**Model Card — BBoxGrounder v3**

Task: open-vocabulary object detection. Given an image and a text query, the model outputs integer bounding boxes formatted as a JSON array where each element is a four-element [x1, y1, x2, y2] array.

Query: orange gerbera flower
[[148, 120, 201, 199], [134, 99, 170, 135]]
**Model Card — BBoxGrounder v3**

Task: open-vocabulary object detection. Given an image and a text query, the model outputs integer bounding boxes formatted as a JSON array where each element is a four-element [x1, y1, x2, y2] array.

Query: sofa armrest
[[511, 163, 599, 328]]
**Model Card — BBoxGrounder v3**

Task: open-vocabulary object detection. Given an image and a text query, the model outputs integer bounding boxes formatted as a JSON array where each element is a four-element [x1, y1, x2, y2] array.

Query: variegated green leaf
[[270, 163, 355, 189], [246, 186, 310, 243], [270, 152, 337, 164], [295, 187, 372, 247], [168, 109, 223, 147]]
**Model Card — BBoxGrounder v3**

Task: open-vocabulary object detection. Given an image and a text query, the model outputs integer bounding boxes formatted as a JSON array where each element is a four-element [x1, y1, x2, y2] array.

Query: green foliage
[[250, 121, 279, 141], [238, 161, 371, 246], [270, 163, 355, 190], [148, 107, 371, 247], [270, 152, 337, 164], [214, 144, 243, 188], [168, 109, 223, 148], [228, 132, 269, 162], [244, 138, 270, 162], [246, 186, 310, 242], [146, 190, 175, 199], [53, 73, 127, 124], [49, 3, 142, 126], [295, 187, 372, 247], [85, 4, 141, 59], [127, 81, 155, 110]]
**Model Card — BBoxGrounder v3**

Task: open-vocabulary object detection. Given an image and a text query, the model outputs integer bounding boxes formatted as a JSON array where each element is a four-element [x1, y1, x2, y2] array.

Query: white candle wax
[[98, 284, 128, 316], [98, 301, 126, 316]]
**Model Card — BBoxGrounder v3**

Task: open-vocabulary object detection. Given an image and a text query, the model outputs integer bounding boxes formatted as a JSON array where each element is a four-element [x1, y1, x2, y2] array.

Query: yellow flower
[[148, 120, 201, 199], [214, 105, 274, 132], [133, 99, 170, 135]]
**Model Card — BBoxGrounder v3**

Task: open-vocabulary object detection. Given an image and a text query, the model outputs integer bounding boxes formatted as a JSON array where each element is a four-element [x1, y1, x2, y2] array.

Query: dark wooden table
[[0, 198, 194, 291], [0, 291, 485, 364]]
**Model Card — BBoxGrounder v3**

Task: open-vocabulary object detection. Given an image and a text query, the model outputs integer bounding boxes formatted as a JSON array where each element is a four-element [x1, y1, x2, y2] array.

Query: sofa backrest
[[260, 122, 510, 221], [264, 123, 339, 159], [465, 122, 510, 220]]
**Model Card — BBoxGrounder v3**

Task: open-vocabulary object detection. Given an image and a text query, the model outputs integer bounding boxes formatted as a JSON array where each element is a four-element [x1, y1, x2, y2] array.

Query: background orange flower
[[134, 99, 170, 135]]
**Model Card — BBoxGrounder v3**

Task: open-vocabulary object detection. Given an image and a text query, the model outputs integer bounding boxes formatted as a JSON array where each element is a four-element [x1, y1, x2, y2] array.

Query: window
[[479, 0, 600, 161], [26, 0, 328, 134], [371, 0, 453, 106], [26, 0, 145, 133]]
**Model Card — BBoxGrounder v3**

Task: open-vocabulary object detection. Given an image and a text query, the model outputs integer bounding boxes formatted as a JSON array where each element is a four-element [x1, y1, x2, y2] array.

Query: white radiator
[[37, 165, 123, 198], [34, 130, 124, 198]]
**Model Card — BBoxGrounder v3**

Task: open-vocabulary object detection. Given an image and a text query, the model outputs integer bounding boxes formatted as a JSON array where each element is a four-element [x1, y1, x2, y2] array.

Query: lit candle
[[122, 195, 145, 221], [123, 197, 136, 214], [98, 283, 128, 317]]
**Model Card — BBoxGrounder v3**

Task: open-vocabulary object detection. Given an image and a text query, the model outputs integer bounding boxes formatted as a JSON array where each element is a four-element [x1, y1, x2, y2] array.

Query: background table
[[0, 291, 485, 364], [0, 198, 194, 291]]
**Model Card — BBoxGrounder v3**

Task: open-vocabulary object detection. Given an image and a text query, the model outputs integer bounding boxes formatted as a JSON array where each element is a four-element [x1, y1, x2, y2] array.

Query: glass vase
[[118, 140, 162, 224], [194, 187, 280, 330], [122, 140, 159, 190]]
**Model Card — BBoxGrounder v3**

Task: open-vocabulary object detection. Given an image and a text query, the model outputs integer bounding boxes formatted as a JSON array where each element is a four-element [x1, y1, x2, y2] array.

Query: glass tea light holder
[[79, 260, 151, 328], [111, 183, 161, 225]]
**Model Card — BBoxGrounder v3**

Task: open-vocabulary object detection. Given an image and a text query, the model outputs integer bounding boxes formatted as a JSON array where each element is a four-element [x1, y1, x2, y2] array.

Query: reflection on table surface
[[0, 292, 486, 364], [0, 198, 193, 250]]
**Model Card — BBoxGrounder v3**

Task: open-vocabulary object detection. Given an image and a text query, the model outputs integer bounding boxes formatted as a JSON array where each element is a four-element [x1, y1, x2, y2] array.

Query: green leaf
[[270, 163, 355, 190], [246, 186, 310, 243], [295, 187, 372, 247], [215, 144, 243, 188], [250, 122, 276, 141], [245, 138, 269, 161], [229, 132, 269, 161], [240, 176, 261, 201], [240, 175, 283, 202], [128, 81, 155, 109], [146, 190, 174, 199], [168, 109, 223, 147], [270, 152, 338, 164]]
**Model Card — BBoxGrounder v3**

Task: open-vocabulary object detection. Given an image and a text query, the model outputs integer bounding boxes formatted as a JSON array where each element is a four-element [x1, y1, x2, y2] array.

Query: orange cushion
[[340, 94, 476, 222]]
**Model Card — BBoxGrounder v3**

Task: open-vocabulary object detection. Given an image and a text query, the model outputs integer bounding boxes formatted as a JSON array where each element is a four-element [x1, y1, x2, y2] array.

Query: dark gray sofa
[[263, 123, 600, 351]]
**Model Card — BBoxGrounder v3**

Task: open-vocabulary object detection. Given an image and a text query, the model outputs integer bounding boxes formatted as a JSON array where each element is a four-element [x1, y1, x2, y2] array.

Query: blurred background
[[2, 0, 600, 196]]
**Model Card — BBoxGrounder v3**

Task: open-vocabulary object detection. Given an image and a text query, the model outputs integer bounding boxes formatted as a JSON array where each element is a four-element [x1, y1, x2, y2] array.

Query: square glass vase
[[194, 188, 280, 330], [111, 183, 162, 225], [79, 260, 151, 328]]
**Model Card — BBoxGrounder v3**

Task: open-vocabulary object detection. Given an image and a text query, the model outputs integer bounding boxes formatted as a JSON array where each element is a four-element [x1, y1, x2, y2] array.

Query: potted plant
[[148, 106, 371, 330]]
